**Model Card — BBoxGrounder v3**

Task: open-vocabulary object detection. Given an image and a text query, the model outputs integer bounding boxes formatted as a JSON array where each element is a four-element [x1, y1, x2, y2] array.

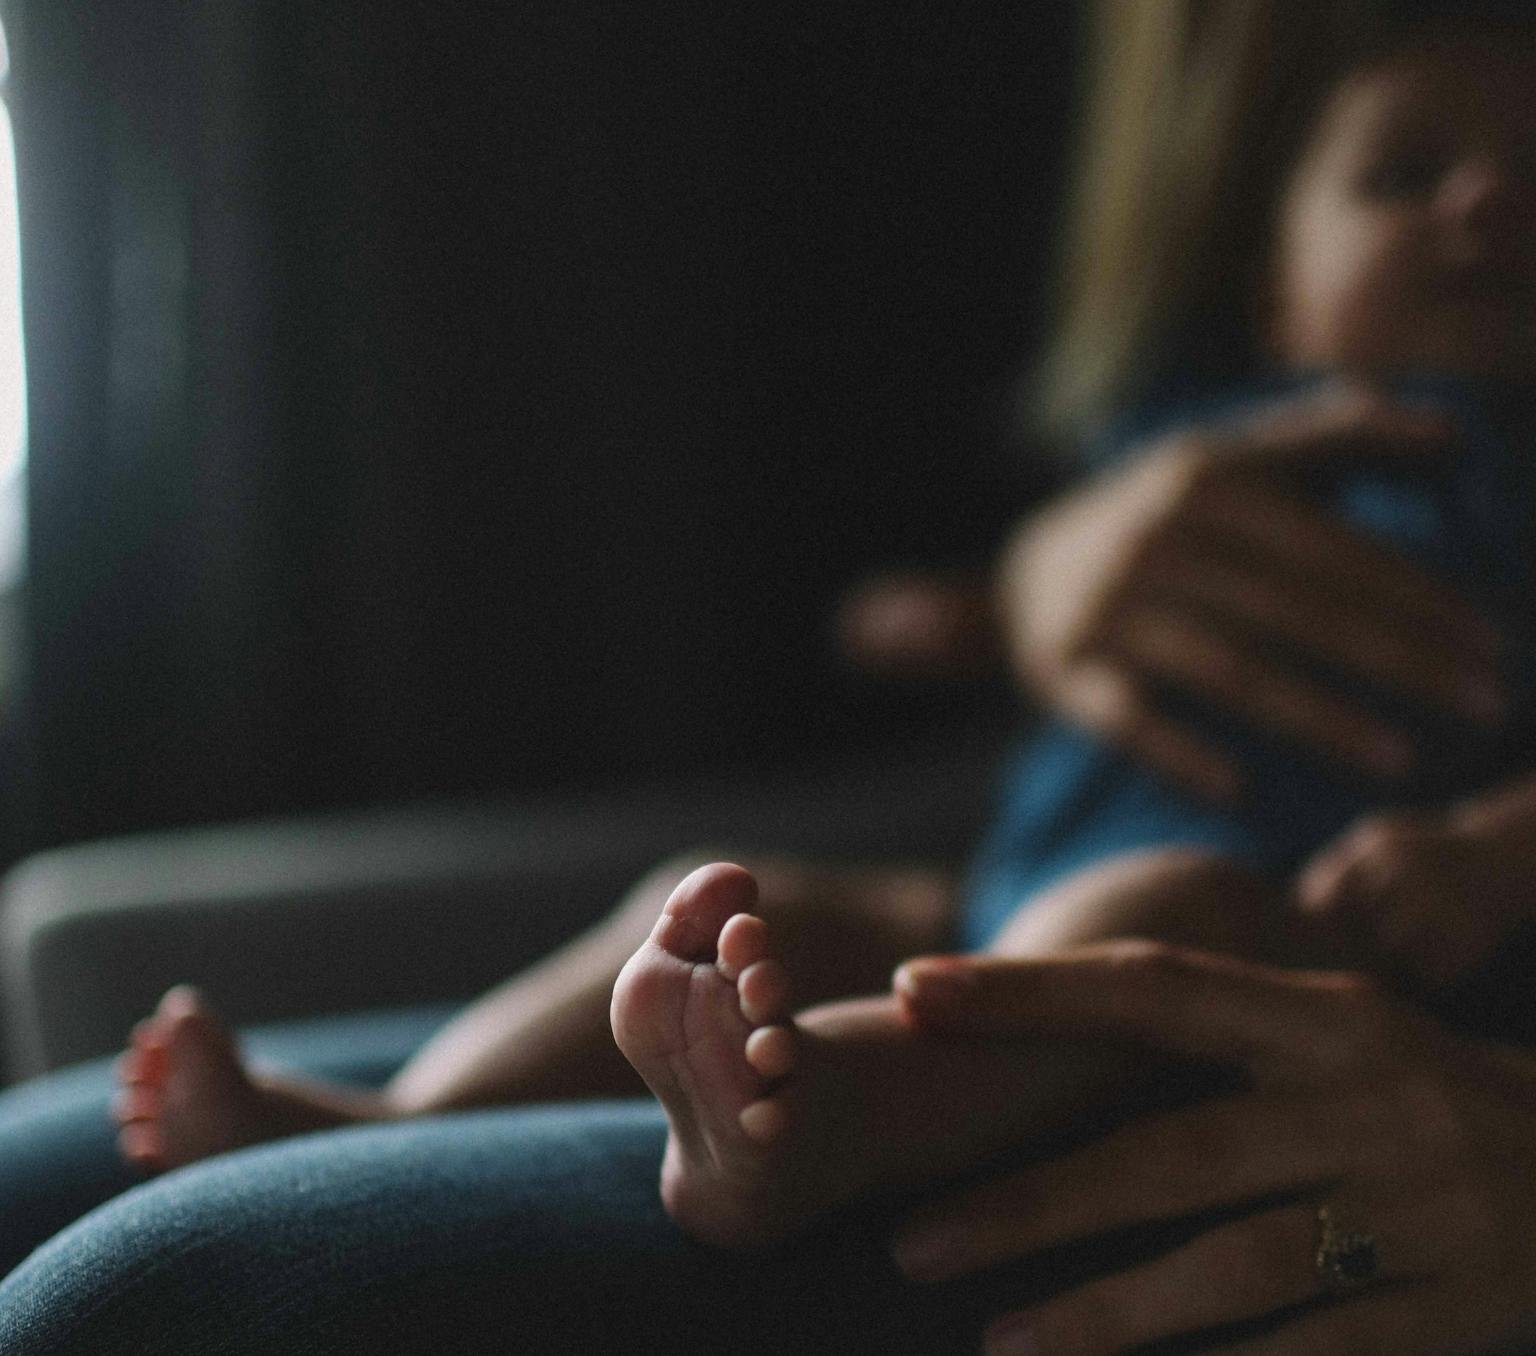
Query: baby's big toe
[[653, 863, 759, 963], [157, 984, 211, 1021], [117, 1120, 167, 1171]]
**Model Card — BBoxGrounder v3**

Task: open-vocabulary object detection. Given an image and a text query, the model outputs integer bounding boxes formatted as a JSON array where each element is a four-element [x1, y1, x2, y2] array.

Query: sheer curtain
[[8, 0, 288, 852], [0, 17, 26, 695]]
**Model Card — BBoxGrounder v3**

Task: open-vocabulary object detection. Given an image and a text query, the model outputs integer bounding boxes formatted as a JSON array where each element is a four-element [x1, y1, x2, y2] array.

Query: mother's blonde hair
[[1032, 0, 1536, 449]]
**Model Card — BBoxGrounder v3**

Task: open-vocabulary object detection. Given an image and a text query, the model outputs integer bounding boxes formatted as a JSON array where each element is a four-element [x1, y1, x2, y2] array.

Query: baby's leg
[[115, 852, 952, 1173], [616, 852, 1305, 1248], [984, 845, 1313, 965], [384, 853, 951, 1114]]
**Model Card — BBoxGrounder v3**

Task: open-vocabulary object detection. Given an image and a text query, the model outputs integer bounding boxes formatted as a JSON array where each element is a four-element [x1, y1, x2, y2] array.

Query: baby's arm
[[1296, 772, 1536, 992]]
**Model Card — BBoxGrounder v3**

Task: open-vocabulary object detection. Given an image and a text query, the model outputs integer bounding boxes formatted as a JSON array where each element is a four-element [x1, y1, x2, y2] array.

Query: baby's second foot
[[114, 986, 277, 1172], [611, 863, 808, 1248], [113, 987, 382, 1173]]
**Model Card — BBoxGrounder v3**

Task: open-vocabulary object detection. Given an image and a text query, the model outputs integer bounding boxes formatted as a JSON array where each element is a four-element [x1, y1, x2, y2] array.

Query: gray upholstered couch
[[0, 719, 1008, 1083]]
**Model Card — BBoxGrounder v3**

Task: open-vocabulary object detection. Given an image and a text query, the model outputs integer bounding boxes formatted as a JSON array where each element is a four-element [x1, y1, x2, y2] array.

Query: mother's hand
[[891, 944, 1536, 1355], [997, 384, 1505, 801]]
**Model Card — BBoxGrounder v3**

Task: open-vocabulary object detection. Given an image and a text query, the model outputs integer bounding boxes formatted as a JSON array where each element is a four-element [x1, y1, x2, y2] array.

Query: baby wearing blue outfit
[[966, 374, 1536, 964]]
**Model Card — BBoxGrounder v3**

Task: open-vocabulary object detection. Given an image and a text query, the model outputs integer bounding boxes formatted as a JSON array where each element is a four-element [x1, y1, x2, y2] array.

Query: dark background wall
[[3, 1, 1078, 856]]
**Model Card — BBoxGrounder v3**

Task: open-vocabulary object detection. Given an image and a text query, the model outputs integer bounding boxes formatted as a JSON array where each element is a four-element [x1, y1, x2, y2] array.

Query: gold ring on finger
[[1314, 1205, 1380, 1296]]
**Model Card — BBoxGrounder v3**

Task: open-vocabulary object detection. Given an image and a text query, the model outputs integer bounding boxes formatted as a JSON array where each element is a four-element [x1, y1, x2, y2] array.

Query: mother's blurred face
[[1269, 33, 1536, 384]]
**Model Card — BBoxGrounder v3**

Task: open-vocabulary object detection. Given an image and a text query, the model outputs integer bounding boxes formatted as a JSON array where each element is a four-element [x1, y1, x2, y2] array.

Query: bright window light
[[0, 15, 25, 594]]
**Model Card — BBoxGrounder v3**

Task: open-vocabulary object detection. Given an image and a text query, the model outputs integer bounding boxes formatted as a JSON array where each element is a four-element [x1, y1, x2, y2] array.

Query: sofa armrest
[[2, 726, 1006, 1078]]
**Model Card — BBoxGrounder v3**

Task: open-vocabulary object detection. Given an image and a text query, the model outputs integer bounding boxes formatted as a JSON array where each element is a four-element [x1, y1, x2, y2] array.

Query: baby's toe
[[652, 864, 758, 963], [118, 1045, 153, 1085], [738, 958, 789, 1025], [129, 1016, 172, 1060], [158, 984, 209, 1018], [120, 1037, 169, 1087], [111, 1084, 160, 1127], [745, 1024, 795, 1079], [717, 912, 769, 981], [117, 1121, 166, 1171], [738, 1096, 790, 1145]]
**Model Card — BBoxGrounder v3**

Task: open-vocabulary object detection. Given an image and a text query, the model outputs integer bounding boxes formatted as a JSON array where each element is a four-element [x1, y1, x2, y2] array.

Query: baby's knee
[[989, 848, 1285, 961], [1121, 850, 1279, 949]]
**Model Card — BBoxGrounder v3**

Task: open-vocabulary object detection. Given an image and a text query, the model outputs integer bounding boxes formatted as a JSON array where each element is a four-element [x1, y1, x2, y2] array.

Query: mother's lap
[[0, 1016, 1208, 1353], [0, 1099, 1018, 1355]]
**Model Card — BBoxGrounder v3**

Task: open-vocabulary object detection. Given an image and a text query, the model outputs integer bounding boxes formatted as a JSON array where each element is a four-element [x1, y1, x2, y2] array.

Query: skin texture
[[995, 383, 1503, 800], [1296, 774, 1536, 991], [870, 32, 1536, 1355], [1269, 34, 1536, 381], [894, 945, 1536, 1356]]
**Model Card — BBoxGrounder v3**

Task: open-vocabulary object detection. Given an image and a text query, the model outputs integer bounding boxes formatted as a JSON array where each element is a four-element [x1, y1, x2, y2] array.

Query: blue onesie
[[962, 374, 1536, 951]]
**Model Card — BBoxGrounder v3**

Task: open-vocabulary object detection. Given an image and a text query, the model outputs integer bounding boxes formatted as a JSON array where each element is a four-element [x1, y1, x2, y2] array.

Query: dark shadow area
[[4, 1, 1078, 854]]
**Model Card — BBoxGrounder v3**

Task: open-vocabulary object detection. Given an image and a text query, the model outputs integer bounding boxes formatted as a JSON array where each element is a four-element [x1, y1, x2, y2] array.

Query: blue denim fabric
[[0, 1101, 1027, 1355], [0, 1004, 456, 1278], [0, 1061, 139, 1282], [0, 1030, 1211, 1350]]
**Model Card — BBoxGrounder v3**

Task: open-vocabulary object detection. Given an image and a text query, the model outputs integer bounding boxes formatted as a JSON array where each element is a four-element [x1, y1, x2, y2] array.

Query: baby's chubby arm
[[1295, 772, 1536, 991]]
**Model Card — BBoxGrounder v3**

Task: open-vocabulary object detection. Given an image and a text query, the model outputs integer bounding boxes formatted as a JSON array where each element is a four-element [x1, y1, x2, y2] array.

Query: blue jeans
[[0, 1078, 1083, 1353], [0, 1004, 463, 1280], [0, 1006, 1050, 1354], [0, 1007, 1193, 1353]]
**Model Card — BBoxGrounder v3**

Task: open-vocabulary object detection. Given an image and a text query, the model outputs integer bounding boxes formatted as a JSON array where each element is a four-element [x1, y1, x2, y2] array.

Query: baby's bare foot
[[114, 987, 386, 1173], [113, 986, 276, 1171], [611, 863, 808, 1248]]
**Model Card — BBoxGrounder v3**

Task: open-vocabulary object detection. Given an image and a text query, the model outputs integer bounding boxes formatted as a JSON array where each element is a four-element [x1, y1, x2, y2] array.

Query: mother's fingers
[[1050, 663, 1246, 801], [1182, 475, 1500, 662], [980, 1197, 1418, 1356], [893, 1091, 1364, 1281], [1222, 379, 1454, 469], [1126, 519, 1504, 725], [1214, 1283, 1465, 1356], [1158, 384, 1493, 657], [895, 943, 1385, 1075], [1101, 603, 1416, 780]]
